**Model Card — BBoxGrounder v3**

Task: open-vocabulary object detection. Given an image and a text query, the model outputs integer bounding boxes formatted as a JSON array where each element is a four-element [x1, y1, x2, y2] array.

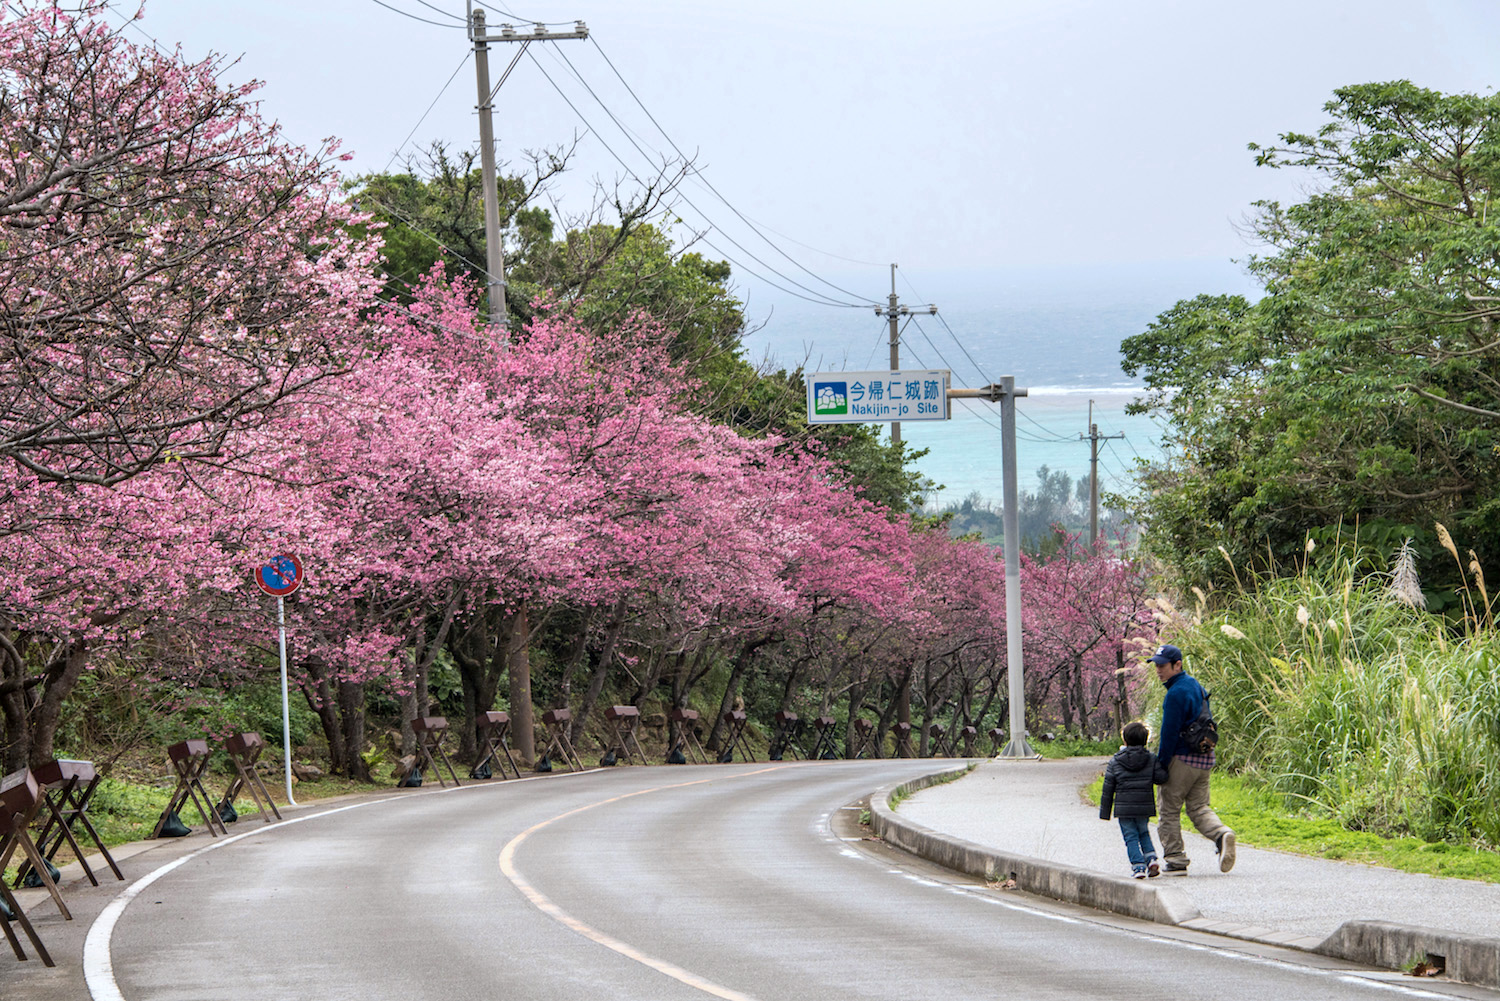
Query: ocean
[[737, 259, 1259, 507]]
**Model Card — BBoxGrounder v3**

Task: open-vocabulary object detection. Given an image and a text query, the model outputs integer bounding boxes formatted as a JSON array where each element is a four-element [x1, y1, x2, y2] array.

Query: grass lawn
[[1086, 769, 1500, 883]]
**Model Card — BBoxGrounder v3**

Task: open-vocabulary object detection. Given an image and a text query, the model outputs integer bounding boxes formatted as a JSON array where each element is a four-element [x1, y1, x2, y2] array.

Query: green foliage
[[1085, 771, 1500, 882], [1157, 543, 1500, 847], [1123, 82, 1500, 590], [1035, 736, 1124, 758], [930, 469, 1129, 551]]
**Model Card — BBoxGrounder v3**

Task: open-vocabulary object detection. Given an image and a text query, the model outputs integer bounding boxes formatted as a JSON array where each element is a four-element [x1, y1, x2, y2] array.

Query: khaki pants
[[1158, 757, 1229, 865]]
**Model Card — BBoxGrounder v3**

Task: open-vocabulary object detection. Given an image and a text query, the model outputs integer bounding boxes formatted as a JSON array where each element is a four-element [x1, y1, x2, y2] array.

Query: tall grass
[[1158, 538, 1500, 848]]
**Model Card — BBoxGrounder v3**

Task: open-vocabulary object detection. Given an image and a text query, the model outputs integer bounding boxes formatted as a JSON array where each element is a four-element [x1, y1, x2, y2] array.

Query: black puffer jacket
[[1099, 745, 1165, 819]]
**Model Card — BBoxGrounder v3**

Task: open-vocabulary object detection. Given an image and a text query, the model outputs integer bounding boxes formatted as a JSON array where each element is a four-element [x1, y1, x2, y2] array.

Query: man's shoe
[[1164, 860, 1190, 872], [1146, 860, 1160, 878], [1133, 869, 1146, 879], [1217, 831, 1237, 872]]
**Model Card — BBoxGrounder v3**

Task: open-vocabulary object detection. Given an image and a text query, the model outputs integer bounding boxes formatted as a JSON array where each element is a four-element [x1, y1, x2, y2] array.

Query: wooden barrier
[[719, 710, 754, 763], [960, 725, 979, 757], [669, 708, 708, 764], [475, 711, 522, 779], [22, 759, 122, 889], [221, 733, 282, 824], [409, 717, 462, 788], [809, 716, 840, 759], [768, 710, 803, 760], [602, 706, 649, 766], [849, 718, 876, 759], [928, 723, 956, 757], [0, 771, 54, 966], [893, 721, 914, 758], [538, 708, 584, 772], [154, 740, 227, 839]]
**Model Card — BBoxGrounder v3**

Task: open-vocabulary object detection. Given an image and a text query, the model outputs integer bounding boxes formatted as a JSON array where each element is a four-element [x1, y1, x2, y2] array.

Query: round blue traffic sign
[[256, 554, 303, 596]]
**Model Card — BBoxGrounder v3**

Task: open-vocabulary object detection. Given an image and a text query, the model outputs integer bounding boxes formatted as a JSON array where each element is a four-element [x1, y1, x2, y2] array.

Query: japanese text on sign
[[806, 370, 950, 424]]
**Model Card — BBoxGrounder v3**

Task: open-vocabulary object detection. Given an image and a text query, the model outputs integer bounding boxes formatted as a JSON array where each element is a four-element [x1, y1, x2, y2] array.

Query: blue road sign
[[256, 554, 303, 596]]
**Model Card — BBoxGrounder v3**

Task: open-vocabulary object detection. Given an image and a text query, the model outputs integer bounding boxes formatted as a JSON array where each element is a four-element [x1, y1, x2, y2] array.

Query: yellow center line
[[498, 765, 791, 1001]]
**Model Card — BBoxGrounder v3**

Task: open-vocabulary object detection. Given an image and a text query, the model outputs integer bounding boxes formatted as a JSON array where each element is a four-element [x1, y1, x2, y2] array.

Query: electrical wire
[[865, 316, 911, 369], [534, 45, 868, 308], [898, 271, 994, 390], [412, 0, 467, 21], [523, 49, 870, 310], [473, 3, 578, 25], [359, 192, 496, 286], [586, 37, 880, 307], [380, 52, 472, 175], [369, 0, 467, 28]]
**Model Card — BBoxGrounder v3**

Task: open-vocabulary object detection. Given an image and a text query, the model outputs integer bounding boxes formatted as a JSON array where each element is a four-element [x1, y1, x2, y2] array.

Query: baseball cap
[[1148, 644, 1182, 666]]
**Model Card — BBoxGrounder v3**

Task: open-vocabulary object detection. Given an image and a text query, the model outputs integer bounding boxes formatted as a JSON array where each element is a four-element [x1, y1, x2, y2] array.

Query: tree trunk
[[706, 636, 771, 751], [571, 597, 628, 744], [507, 600, 535, 761], [301, 658, 347, 777], [25, 639, 89, 770], [337, 679, 371, 781]]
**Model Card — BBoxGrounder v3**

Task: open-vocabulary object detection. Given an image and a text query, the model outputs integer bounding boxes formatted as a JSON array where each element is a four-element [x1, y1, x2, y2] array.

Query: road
[[9, 760, 1497, 1001]]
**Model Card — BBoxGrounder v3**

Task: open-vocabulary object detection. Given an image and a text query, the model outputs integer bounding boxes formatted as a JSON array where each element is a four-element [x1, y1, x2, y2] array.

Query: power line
[[412, 0, 466, 21], [368, 0, 467, 28], [523, 49, 868, 310], [534, 45, 868, 308], [381, 52, 472, 175], [586, 37, 879, 306]]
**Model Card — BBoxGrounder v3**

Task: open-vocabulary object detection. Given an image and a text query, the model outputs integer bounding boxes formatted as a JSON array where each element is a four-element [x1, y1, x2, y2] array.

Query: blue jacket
[[1157, 670, 1206, 765]]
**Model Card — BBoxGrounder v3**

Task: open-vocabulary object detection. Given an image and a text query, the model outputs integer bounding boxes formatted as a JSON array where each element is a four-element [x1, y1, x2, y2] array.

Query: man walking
[[1150, 644, 1235, 873]]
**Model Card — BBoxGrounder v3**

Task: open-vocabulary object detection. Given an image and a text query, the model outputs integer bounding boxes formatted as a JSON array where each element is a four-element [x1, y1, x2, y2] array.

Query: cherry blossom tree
[[0, 1, 380, 487]]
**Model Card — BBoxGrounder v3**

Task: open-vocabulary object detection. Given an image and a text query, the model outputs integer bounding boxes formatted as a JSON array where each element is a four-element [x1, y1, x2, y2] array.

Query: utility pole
[[873, 263, 936, 446], [1080, 399, 1124, 548], [468, 6, 588, 331]]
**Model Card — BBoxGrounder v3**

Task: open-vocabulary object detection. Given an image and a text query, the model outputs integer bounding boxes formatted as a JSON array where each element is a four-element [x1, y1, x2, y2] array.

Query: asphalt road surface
[[11, 760, 1498, 1001]]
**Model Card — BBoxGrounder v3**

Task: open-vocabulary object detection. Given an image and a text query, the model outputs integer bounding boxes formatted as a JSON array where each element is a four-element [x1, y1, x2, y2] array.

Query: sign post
[[255, 554, 304, 805], [811, 373, 1038, 759]]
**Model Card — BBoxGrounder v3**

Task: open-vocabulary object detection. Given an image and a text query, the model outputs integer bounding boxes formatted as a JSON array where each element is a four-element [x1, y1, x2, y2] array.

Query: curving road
[[14, 760, 1496, 1001]]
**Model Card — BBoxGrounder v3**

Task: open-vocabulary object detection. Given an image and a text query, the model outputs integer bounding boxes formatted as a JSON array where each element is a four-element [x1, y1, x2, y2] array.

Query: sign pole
[[947, 380, 1037, 758], [997, 376, 1036, 758], [256, 553, 303, 806], [278, 594, 297, 806]]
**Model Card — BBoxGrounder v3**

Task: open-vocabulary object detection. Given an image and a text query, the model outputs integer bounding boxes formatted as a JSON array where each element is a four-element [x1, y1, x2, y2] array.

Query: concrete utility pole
[[949, 379, 1036, 759], [1080, 399, 1124, 547], [468, 6, 588, 330], [873, 263, 937, 446]]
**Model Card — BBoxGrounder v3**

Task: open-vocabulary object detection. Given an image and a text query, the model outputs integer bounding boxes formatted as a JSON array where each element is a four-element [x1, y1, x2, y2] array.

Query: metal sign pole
[[947, 380, 1037, 758], [278, 595, 298, 806], [997, 376, 1036, 758]]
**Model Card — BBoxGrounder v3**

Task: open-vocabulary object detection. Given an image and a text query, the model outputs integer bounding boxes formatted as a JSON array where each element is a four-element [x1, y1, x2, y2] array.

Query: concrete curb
[[867, 766, 1201, 926], [1318, 921, 1500, 990], [869, 765, 1500, 992]]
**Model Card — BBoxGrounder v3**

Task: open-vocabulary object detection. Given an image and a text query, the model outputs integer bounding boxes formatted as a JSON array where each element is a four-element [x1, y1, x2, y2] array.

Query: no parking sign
[[255, 554, 302, 596]]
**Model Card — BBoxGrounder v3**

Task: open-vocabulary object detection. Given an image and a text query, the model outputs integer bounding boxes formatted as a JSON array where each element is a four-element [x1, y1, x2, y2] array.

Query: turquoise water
[[738, 260, 1253, 505]]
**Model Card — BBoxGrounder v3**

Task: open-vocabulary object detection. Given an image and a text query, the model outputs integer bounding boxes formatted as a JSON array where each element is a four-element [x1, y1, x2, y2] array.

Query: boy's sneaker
[[1164, 860, 1190, 872], [1146, 860, 1160, 878], [1217, 831, 1237, 872], [1132, 869, 1146, 879]]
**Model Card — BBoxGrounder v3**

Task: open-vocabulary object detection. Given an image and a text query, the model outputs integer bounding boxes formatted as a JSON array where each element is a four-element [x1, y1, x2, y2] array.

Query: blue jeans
[[1118, 816, 1157, 871]]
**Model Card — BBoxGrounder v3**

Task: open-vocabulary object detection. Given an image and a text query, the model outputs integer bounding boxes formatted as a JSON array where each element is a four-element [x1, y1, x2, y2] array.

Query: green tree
[[1123, 82, 1500, 588]]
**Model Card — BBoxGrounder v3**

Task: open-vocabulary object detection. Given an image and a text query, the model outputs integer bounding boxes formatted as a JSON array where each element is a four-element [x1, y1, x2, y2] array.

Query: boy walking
[[1099, 721, 1166, 878]]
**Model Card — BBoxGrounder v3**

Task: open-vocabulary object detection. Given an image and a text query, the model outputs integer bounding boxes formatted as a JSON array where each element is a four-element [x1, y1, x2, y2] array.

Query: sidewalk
[[885, 757, 1500, 987]]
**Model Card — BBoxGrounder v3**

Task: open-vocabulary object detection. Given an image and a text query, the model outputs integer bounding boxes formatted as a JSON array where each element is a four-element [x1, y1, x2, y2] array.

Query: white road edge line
[[829, 813, 1458, 1000], [83, 769, 596, 1001]]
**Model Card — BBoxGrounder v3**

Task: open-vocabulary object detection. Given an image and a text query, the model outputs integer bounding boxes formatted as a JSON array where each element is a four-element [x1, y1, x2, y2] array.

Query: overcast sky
[[123, 0, 1500, 306]]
